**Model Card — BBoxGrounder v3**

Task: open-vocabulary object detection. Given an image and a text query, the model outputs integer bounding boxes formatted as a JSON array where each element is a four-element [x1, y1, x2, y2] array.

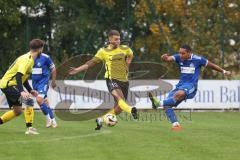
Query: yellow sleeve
[[126, 48, 133, 57], [94, 48, 105, 62], [17, 58, 30, 75]]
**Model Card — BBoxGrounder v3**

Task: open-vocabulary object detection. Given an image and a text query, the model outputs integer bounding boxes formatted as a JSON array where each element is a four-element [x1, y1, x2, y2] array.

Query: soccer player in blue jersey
[[32, 53, 58, 128], [149, 44, 231, 131]]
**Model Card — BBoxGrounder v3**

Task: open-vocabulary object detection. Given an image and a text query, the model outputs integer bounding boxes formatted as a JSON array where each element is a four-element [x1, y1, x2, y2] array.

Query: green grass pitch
[[0, 111, 239, 160]]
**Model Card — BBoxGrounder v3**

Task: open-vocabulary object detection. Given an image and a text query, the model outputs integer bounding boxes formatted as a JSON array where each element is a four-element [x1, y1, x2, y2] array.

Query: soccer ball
[[104, 114, 118, 127]]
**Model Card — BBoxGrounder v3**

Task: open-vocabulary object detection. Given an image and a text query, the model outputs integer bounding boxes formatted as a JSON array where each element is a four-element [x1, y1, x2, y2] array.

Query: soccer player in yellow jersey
[[0, 39, 44, 134], [69, 30, 138, 130]]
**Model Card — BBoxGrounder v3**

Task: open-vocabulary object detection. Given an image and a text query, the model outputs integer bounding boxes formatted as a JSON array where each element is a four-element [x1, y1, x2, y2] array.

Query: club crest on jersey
[[37, 62, 41, 67], [189, 63, 195, 67]]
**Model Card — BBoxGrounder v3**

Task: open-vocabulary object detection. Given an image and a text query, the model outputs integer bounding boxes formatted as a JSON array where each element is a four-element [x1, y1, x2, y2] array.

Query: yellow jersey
[[0, 52, 34, 89], [94, 45, 133, 82]]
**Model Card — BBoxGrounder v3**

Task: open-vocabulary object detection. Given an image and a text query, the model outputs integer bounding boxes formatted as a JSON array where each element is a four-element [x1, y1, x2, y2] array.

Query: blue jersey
[[172, 54, 208, 87], [32, 53, 55, 82]]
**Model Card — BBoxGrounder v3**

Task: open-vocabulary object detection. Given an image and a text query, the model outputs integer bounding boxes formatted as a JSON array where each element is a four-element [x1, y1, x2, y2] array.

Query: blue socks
[[48, 107, 54, 119], [165, 108, 178, 123], [163, 97, 178, 123], [40, 103, 49, 115], [40, 103, 54, 119]]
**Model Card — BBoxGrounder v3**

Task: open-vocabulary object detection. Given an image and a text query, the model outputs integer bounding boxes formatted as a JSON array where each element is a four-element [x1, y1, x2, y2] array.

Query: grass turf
[[0, 111, 239, 160]]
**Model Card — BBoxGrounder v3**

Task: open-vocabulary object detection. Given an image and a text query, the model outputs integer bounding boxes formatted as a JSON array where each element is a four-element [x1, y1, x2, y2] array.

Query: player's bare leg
[[111, 89, 137, 119]]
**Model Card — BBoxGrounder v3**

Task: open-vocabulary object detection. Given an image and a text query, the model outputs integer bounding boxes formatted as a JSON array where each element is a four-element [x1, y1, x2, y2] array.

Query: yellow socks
[[118, 99, 131, 113], [0, 110, 16, 124], [24, 106, 34, 127], [0, 107, 35, 128]]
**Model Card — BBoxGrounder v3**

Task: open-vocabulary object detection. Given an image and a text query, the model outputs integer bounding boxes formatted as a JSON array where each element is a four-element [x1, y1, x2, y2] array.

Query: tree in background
[[0, 0, 239, 79]]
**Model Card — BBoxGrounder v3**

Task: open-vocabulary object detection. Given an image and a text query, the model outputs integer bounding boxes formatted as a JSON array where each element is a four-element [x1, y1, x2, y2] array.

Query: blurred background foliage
[[0, 0, 239, 79]]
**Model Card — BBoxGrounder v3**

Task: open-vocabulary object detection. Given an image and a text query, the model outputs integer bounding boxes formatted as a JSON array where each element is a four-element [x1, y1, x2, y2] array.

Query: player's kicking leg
[[95, 95, 137, 130], [95, 104, 122, 130], [148, 90, 183, 131], [148, 92, 161, 109], [95, 79, 138, 130], [108, 79, 138, 119], [111, 89, 138, 119]]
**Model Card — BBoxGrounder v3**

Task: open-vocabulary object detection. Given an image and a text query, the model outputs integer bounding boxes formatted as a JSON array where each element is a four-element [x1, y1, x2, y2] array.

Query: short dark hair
[[29, 39, 44, 50], [180, 44, 192, 52], [108, 30, 120, 37]]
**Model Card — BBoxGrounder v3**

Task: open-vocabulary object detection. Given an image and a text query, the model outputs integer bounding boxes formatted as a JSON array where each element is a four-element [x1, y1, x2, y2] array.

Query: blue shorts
[[32, 79, 49, 98], [167, 83, 197, 106]]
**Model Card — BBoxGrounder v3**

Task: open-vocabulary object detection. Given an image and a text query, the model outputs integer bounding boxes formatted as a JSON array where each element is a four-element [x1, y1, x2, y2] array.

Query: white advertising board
[[0, 80, 239, 109]]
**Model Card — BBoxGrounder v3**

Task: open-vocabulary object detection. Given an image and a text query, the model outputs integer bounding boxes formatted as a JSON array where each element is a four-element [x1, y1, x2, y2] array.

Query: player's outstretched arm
[[161, 54, 175, 62], [206, 61, 231, 77], [68, 58, 99, 75]]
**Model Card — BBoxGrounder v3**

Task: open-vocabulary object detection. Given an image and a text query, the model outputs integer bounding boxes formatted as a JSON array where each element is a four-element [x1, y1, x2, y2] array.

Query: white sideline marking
[[0, 130, 111, 145]]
